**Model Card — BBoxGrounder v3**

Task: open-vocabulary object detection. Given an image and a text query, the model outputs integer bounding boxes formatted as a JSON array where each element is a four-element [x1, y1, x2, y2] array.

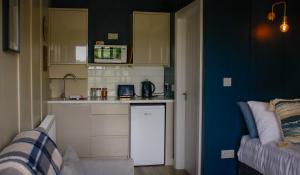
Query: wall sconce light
[[267, 1, 289, 33]]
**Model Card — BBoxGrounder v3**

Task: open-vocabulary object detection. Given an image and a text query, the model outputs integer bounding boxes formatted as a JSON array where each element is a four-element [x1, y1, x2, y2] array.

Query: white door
[[175, 0, 203, 175], [184, 8, 200, 175], [130, 105, 165, 166]]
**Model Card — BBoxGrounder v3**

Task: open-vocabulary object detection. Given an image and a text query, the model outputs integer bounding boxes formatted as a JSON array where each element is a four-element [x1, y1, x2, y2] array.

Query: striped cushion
[[270, 99, 300, 144], [0, 128, 62, 175]]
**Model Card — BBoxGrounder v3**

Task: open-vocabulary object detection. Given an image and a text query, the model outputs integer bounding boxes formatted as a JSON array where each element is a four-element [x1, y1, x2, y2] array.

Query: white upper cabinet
[[49, 8, 88, 64], [133, 12, 170, 67]]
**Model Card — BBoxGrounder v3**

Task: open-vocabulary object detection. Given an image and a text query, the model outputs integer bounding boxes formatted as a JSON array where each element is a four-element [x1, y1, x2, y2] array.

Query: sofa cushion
[[0, 129, 62, 175], [61, 162, 84, 175], [80, 159, 134, 175], [62, 146, 134, 175], [63, 146, 80, 163], [61, 146, 84, 175]]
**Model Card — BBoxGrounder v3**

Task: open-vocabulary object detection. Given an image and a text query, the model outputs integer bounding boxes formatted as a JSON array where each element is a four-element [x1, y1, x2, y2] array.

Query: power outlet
[[223, 78, 232, 87], [221, 150, 235, 159], [108, 33, 118, 40]]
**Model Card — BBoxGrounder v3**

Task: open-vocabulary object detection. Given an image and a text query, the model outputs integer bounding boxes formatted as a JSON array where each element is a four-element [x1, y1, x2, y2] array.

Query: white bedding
[[238, 135, 300, 175]]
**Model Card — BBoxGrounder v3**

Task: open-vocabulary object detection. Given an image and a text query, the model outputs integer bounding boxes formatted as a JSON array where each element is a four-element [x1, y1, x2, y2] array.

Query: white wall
[[0, 0, 48, 148], [19, 0, 33, 130], [19, 0, 44, 130], [0, 0, 19, 149]]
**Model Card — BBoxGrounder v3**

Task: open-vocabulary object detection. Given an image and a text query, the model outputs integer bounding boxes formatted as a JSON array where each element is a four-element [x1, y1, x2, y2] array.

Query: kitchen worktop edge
[[47, 96, 174, 104]]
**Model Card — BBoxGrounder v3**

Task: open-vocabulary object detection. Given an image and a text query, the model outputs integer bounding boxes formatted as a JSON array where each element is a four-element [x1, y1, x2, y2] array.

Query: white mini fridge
[[130, 105, 165, 166]]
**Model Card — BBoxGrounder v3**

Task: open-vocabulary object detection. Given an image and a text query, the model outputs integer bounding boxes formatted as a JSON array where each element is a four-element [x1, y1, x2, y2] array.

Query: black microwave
[[117, 85, 135, 98]]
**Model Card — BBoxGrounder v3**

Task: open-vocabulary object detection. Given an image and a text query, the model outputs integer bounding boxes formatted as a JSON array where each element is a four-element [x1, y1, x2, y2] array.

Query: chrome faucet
[[61, 73, 77, 99]]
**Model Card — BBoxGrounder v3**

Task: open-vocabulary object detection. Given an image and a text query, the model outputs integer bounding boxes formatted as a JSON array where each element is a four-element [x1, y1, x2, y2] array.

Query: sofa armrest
[[80, 159, 134, 175]]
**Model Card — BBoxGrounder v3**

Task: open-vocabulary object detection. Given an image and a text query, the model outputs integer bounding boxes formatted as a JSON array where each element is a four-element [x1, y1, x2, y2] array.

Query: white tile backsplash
[[49, 79, 88, 98], [88, 66, 164, 96]]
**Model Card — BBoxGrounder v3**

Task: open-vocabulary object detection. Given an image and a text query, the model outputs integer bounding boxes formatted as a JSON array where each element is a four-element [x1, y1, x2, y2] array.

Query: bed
[[238, 135, 300, 175]]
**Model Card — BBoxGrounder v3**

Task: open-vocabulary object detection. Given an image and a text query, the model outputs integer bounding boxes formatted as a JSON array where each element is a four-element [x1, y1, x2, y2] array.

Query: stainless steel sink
[[64, 97, 88, 101]]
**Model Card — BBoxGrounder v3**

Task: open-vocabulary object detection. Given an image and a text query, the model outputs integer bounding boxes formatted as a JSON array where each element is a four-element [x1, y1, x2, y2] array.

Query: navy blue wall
[[202, 0, 251, 174], [202, 0, 299, 174], [282, 0, 300, 98], [248, 0, 288, 100]]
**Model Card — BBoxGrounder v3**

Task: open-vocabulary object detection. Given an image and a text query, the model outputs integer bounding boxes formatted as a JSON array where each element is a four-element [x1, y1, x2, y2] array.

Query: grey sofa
[[0, 115, 134, 175], [0, 145, 133, 175]]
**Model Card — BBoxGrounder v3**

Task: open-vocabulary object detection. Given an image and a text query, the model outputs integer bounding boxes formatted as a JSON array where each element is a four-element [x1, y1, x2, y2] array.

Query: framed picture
[[2, 0, 20, 52]]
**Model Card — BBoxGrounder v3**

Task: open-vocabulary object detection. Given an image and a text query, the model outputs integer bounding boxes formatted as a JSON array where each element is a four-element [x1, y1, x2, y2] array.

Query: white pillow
[[247, 101, 282, 144]]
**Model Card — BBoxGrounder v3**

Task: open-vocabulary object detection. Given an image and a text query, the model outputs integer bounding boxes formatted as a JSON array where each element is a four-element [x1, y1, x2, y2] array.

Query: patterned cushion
[[0, 129, 63, 175], [270, 99, 300, 144]]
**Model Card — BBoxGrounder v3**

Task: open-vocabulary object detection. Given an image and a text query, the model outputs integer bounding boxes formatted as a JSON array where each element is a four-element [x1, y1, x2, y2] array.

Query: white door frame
[[174, 0, 203, 174], [174, 8, 187, 171]]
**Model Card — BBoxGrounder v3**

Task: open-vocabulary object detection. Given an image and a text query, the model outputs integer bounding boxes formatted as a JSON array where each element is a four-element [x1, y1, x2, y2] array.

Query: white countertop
[[47, 96, 174, 104]]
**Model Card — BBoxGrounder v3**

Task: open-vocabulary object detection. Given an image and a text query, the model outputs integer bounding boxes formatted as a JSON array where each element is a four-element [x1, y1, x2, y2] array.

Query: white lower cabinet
[[89, 104, 129, 159], [91, 136, 129, 158], [90, 115, 129, 136], [49, 103, 129, 159], [48, 102, 173, 164], [49, 104, 91, 157]]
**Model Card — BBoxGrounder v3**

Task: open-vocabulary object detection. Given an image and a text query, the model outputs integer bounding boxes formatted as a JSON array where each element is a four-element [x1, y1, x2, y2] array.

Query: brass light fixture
[[267, 1, 289, 33]]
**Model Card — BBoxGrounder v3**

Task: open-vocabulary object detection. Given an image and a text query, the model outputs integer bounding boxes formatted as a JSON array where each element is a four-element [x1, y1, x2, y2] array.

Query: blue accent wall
[[285, 0, 300, 98], [202, 0, 251, 174], [202, 0, 299, 174]]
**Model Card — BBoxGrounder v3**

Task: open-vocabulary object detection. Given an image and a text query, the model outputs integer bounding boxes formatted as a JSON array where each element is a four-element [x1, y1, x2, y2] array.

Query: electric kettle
[[141, 80, 156, 98]]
